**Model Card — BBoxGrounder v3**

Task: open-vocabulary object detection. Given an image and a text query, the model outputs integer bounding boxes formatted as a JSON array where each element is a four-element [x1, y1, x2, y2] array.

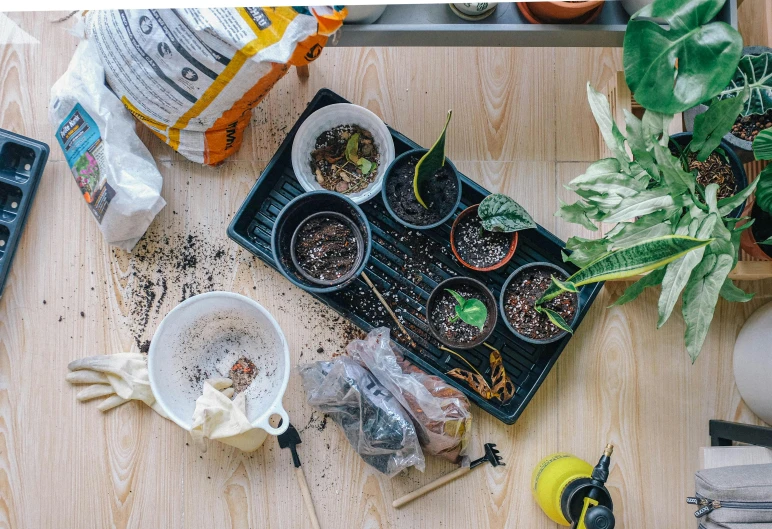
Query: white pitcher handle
[[257, 402, 290, 436]]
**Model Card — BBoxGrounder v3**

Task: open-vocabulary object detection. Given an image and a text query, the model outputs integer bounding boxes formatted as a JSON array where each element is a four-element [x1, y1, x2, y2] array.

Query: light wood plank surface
[[1, 9, 771, 529]]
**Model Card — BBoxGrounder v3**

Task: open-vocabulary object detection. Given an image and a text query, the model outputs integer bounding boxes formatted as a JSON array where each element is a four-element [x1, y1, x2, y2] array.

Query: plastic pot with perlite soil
[[450, 204, 518, 272], [683, 46, 772, 164], [426, 276, 497, 349], [382, 149, 462, 230], [669, 132, 748, 218], [271, 190, 371, 294], [500, 263, 579, 345]]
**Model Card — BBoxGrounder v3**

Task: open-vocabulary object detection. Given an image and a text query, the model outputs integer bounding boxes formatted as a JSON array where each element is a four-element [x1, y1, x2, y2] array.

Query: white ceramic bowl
[[291, 103, 395, 204], [734, 300, 772, 425], [148, 292, 290, 437]]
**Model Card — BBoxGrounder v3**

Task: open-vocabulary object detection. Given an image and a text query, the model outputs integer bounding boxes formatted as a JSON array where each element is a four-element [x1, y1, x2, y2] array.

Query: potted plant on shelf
[[426, 276, 497, 349], [740, 130, 772, 259], [516, 1, 605, 24], [450, 194, 536, 272], [383, 111, 462, 230]]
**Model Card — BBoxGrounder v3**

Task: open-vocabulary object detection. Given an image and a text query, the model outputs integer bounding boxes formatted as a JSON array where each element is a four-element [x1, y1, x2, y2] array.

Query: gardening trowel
[[277, 422, 321, 529]]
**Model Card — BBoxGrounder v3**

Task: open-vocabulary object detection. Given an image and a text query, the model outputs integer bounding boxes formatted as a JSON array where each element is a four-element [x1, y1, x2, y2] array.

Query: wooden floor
[[1, 8, 771, 529]]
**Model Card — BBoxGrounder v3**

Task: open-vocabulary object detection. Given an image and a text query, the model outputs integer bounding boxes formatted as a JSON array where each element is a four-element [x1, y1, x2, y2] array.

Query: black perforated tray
[[0, 129, 49, 299], [228, 89, 602, 424]]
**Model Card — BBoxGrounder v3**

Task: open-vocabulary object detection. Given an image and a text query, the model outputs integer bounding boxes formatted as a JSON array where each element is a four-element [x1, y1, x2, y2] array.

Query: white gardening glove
[[190, 378, 267, 453], [66, 353, 168, 418]]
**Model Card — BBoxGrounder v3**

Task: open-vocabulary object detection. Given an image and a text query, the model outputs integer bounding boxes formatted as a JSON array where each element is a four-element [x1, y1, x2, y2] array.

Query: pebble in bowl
[[291, 103, 395, 204]]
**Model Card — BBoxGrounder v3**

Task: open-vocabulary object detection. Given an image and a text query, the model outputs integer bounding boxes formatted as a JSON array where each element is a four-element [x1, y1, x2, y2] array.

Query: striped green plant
[[414, 111, 452, 208]]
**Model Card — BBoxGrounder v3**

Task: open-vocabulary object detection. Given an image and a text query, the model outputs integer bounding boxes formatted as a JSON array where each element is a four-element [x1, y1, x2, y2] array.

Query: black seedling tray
[[229, 89, 602, 424], [0, 129, 49, 299]]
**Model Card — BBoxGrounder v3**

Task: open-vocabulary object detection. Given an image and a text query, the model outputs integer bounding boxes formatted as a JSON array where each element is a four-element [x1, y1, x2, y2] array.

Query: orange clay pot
[[517, 1, 605, 24], [740, 197, 772, 261], [450, 204, 518, 272]]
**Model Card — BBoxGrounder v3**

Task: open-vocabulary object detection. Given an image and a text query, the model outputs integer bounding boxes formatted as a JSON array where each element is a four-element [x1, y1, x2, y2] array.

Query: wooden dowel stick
[[294, 466, 321, 529], [360, 272, 416, 347], [392, 465, 471, 509]]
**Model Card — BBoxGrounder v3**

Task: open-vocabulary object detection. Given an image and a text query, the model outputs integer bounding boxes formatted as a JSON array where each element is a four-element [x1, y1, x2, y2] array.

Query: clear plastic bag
[[348, 328, 472, 463], [299, 356, 424, 476]]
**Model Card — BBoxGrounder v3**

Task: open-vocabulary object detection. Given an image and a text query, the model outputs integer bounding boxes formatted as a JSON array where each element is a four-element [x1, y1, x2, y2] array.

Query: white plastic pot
[[734, 301, 772, 425], [344, 5, 387, 24], [148, 292, 290, 445], [291, 103, 395, 205]]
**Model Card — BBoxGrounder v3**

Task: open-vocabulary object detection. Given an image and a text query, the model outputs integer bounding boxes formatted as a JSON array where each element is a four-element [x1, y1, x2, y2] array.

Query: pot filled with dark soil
[[382, 149, 462, 230], [291, 211, 364, 286], [670, 132, 747, 218], [272, 190, 371, 294], [426, 276, 497, 349], [450, 204, 518, 271], [500, 263, 579, 344], [740, 199, 772, 261]]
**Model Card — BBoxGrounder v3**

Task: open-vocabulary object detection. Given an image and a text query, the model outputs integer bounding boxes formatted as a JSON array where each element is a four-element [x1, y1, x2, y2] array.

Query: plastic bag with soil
[[298, 356, 424, 477], [348, 328, 472, 463]]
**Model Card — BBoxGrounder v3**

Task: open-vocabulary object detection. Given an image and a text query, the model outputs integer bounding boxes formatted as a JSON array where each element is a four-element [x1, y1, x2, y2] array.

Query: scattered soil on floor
[[731, 109, 772, 141], [385, 154, 458, 226], [294, 216, 359, 282], [503, 266, 577, 341], [454, 213, 511, 268], [430, 285, 490, 345], [685, 150, 737, 199], [310, 124, 379, 194], [230, 357, 258, 394]]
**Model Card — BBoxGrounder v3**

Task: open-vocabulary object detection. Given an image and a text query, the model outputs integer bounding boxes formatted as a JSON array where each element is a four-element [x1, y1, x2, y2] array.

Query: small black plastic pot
[[426, 276, 497, 349], [271, 191, 371, 294], [381, 148, 462, 230], [683, 46, 772, 164], [499, 262, 579, 345], [670, 132, 747, 218]]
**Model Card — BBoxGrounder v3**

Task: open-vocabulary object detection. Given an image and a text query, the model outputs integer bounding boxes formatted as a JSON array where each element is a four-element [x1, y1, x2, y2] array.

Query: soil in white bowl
[[310, 124, 380, 194]]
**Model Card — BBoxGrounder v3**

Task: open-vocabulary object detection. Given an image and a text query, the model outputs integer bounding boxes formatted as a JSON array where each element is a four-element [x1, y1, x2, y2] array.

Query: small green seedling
[[478, 193, 536, 233], [535, 303, 574, 335], [345, 133, 376, 175], [414, 110, 452, 208], [445, 288, 487, 331]]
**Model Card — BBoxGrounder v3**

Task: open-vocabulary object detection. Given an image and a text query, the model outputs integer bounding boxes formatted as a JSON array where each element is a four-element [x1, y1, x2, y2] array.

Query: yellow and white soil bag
[[84, 8, 346, 165]]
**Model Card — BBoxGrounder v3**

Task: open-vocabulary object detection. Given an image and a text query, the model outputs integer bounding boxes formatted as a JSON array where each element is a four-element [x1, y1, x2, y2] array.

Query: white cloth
[[190, 379, 267, 453], [66, 353, 168, 417]]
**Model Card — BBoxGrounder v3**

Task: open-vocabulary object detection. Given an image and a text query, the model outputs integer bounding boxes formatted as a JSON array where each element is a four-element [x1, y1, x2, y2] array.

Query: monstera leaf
[[478, 194, 536, 233], [624, 0, 743, 114], [720, 52, 772, 116]]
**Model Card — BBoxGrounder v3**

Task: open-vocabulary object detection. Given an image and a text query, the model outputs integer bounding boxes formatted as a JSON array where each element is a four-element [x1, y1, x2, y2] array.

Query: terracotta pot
[[740, 197, 772, 261], [450, 204, 518, 272], [517, 1, 605, 24]]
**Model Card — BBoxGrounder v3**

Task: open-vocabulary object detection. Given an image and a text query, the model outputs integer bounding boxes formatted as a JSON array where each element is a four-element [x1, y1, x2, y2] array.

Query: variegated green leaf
[[587, 83, 630, 172], [609, 268, 666, 307], [556, 200, 599, 232], [602, 188, 681, 223], [535, 305, 574, 334], [719, 52, 772, 116], [717, 177, 758, 216], [754, 129, 772, 161], [755, 165, 772, 215], [653, 143, 695, 194], [719, 278, 754, 302], [605, 212, 673, 249], [414, 110, 451, 208], [563, 237, 611, 268], [551, 276, 578, 293], [691, 91, 747, 161], [478, 193, 536, 233], [568, 158, 646, 198]]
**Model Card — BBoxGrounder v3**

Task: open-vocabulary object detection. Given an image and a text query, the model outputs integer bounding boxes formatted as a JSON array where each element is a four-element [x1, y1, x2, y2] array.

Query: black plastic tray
[[229, 89, 602, 424], [0, 129, 49, 299]]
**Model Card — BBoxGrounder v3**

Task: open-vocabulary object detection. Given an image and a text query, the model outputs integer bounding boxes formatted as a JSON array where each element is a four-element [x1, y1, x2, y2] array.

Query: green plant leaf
[[625, 110, 671, 179], [609, 268, 666, 307], [691, 91, 747, 161], [759, 236, 772, 245], [719, 278, 754, 302], [719, 52, 772, 116], [551, 276, 578, 293], [653, 143, 694, 194], [563, 237, 611, 268], [535, 306, 574, 334], [753, 129, 772, 160], [587, 83, 630, 172], [717, 177, 758, 216], [556, 200, 600, 232], [345, 133, 360, 163], [478, 194, 536, 233], [623, 0, 743, 114], [682, 253, 734, 363], [568, 158, 646, 198], [445, 288, 488, 331], [446, 288, 465, 306], [755, 165, 772, 215], [414, 110, 452, 208], [605, 211, 673, 249], [602, 187, 682, 223], [358, 158, 374, 175], [656, 213, 717, 328]]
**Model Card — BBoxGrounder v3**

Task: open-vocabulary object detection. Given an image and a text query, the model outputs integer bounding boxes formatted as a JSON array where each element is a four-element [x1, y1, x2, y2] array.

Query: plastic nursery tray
[[0, 129, 49, 299], [229, 89, 603, 424]]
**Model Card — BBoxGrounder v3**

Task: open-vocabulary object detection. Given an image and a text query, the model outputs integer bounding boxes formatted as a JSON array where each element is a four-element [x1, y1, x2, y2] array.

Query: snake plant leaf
[[754, 165, 772, 215], [759, 236, 772, 245], [691, 90, 748, 162], [682, 253, 734, 362], [719, 278, 755, 302], [753, 129, 772, 161], [587, 83, 630, 172], [609, 267, 666, 307], [602, 187, 682, 223], [717, 177, 758, 216], [345, 133, 360, 163], [551, 276, 578, 293], [563, 237, 611, 268], [414, 110, 452, 208], [556, 199, 599, 232], [623, 0, 743, 114], [719, 52, 772, 116], [478, 194, 536, 233], [657, 213, 717, 328], [535, 306, 574, 335], [446, 289, 488, 330]]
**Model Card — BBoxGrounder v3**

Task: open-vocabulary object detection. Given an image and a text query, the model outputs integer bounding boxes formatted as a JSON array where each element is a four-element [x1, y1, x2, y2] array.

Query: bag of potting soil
[[49, 36, 165, 252], [299, 357, 425, 477], [348, 328, 472, 464], [83, 7, 346, 165]]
